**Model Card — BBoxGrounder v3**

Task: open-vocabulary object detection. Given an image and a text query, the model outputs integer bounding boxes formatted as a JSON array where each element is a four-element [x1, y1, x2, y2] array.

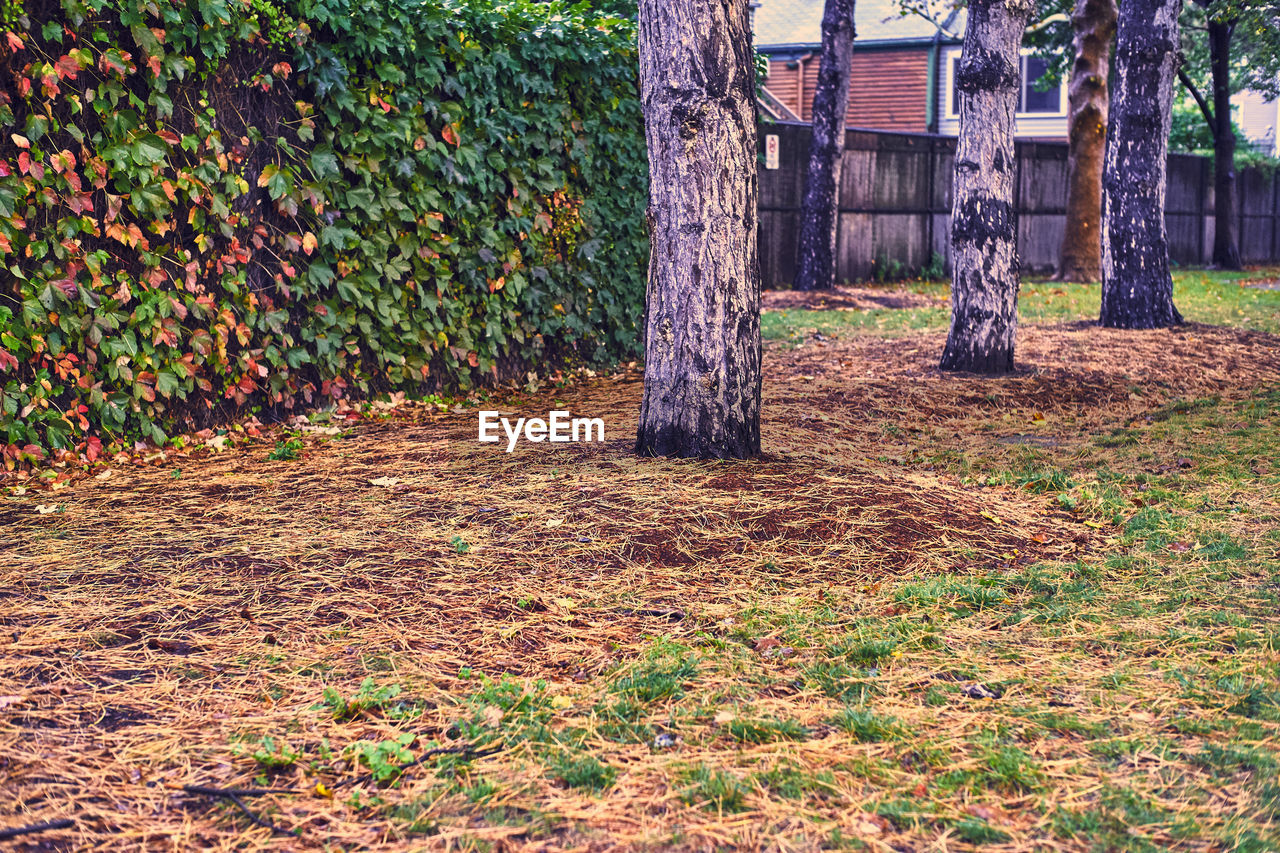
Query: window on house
[[1020, 56, 1060, 113], [947, 52, 1063, 117]]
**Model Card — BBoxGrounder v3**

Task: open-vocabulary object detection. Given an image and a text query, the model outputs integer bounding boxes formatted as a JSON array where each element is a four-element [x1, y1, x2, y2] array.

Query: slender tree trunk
[[938, 0, 1033, 374], [1055, 0, 1116, 282], [1208, 16, 1241, 269], [635, 0, 761, 459], [1100, 0, 1183, 328], [793, 0, 856, 292]]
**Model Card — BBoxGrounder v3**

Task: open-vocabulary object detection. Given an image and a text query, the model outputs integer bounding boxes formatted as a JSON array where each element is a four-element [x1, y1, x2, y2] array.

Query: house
[[754, 0, 1280, 154], [753, 0, 1070, 140], [1235, 90, 1279, 157]]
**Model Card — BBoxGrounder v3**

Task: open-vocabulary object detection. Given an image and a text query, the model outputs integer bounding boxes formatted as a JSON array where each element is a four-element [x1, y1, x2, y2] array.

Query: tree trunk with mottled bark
[[635, 0, 761, 459], [938, 0, 1033, 374], [1055, 0, 1116, 282], [1100, 0, 1183, 328], [793, 0, 856, 292], [1208, 16, 1241, 269]]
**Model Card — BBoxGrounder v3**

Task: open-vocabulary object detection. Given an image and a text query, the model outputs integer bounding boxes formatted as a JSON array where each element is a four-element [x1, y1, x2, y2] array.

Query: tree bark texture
[[793, 0, 856, 292], [938, 0, 1033, 374], [1055, 0, 1116, 283], [1208, 16, 1241, 269], [635, 0, 762, 459], [1100, 0, 1184, 328]]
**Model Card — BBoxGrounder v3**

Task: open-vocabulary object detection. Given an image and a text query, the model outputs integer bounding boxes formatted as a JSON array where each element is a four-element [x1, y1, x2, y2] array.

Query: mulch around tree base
[[1, 321, 1277, 849], [761, 284, 945, 312]]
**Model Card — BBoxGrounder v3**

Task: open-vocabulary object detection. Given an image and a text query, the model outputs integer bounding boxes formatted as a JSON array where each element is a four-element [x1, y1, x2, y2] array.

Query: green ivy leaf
[[130, 133, 169, 166]]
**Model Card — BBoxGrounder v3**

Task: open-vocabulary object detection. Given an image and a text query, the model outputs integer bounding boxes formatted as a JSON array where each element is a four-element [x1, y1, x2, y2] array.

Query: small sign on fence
[[764, 134, 780, 170]]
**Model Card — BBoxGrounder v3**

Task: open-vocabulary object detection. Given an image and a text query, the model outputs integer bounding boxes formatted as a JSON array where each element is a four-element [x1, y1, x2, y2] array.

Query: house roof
[[753, 0, 964, 49]]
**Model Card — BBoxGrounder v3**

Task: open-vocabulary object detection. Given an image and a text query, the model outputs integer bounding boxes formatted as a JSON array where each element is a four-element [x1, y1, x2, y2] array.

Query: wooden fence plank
[[757, 121, 1278, 288]]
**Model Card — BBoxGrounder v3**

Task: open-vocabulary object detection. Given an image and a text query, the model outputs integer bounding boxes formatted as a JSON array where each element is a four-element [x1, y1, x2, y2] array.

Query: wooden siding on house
[[765, 46, 931, 133]]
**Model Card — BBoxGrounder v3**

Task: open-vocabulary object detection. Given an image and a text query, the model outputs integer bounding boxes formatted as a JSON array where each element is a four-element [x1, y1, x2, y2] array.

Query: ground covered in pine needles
[[3, 269, 1280, 851]]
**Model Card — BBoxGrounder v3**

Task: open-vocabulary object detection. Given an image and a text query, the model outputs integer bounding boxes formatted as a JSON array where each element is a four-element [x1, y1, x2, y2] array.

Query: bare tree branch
[[1177, 64, 1217, 135]]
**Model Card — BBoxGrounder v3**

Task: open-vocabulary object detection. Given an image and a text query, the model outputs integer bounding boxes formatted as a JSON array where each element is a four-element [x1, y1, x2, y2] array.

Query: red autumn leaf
[[4, 31, 22, 52], [467, 351, 479, 368], [157, 130, 181, 146], [153, 322, 179, 347], [0, 347, 17, 372], [441, 123, 459, 146], [126, 222, 149, 249], [54, 53, 82, 78]]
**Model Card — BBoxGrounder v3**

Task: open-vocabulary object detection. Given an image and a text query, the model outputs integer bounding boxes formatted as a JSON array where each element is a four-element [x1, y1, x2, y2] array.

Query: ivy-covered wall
[[0, 0, 647, 464]]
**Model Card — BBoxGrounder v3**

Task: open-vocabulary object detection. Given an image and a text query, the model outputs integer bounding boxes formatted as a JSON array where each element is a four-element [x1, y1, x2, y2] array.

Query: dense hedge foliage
[[0, 0, 647, 463]]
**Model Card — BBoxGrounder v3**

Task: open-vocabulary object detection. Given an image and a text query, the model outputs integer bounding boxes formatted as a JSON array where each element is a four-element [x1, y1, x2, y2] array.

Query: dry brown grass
[[2, 319, 1278, 851]]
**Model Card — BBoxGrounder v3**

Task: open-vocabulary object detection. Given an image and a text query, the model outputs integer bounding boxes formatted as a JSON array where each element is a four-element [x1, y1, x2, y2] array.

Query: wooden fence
[[757, 121, 1280, 289]]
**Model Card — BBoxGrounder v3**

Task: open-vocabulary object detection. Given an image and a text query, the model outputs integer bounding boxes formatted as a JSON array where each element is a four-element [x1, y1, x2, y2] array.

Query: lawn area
[[762, 267, 1280, 342], [3, 268, 1280, 850]]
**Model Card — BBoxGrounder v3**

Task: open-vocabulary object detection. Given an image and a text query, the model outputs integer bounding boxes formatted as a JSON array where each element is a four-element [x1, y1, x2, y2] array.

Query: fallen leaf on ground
[[754, 637, 781, 654], [852, 814, 888, 834]]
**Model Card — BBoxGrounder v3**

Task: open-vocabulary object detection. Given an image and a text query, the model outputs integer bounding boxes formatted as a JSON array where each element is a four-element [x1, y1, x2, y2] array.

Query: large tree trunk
[[793, 0, 856, 292], [1099, 0, 1183, 328], [1055, 0, 1117, 282], [938, 0, 1033, 374], [1208, 16, 1241, 269], [634, 0, 761, 459]]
